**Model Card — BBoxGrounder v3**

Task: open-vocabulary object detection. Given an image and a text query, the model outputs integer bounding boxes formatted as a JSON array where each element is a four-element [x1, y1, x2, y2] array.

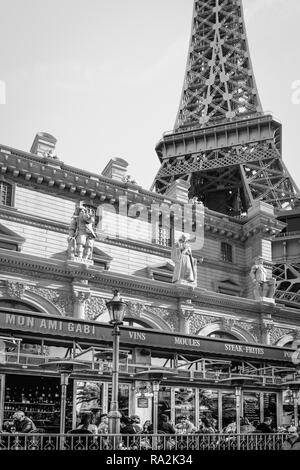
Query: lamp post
[[106, 290, 127, 435]]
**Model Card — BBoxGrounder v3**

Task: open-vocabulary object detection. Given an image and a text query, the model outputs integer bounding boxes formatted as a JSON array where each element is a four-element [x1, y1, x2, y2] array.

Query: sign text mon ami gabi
[[1, 312, 299, 364]]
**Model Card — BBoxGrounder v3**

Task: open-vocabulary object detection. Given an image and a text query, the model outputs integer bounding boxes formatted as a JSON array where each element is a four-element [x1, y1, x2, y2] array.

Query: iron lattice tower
[[151, 0, 299, 217]]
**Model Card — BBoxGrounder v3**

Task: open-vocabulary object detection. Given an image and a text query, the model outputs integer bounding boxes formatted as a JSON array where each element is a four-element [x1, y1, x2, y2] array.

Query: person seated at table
[[76, 412, 97, 434], [13, 411, 36, 433], [158, 414, 176, 434], [181, 416, 197, 434], [256, 417, 274, 434], [97, 413, 109, 434], [130, 415, 142, 433], [240, 418, 256, 434], [197, 417, 215, 434], [141, 420, 153, 434], [281, 426, 300, 450]]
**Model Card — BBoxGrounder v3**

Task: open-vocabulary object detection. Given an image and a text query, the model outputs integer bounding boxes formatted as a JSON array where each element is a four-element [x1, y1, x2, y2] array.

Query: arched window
[[0, 181, 13, 207], [208, 330, 240, 341], [123, 318, 153, 329], [0, 299, 40, 312]]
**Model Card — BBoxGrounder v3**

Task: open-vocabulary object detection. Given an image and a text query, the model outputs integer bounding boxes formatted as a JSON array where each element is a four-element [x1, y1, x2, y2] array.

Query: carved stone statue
[[171, 234, 197, 285], [249, 257, 276, 301], [68, 206, 96, 262]]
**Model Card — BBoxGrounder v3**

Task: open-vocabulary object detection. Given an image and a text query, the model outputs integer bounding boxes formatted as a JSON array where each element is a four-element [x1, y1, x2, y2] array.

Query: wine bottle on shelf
[[41, 386, 46, 403]]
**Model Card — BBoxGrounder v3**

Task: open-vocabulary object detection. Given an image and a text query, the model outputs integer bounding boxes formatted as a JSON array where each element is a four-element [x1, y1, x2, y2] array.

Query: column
[[260, 321, 274, 345], [178, 302, 194, 335]]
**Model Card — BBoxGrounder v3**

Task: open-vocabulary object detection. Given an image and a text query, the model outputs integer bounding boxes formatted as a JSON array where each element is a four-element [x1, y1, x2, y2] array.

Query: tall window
[[154, 224, 173, 247], [0, 181, 13, 206], [221, 242, 233, 262]]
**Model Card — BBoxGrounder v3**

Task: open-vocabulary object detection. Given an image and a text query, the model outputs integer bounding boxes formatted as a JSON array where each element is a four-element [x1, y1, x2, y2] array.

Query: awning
[[0, 307, 298, 365]]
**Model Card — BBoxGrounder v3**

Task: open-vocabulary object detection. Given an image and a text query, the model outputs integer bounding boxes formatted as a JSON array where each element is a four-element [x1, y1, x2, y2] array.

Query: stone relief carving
[[268, 326, 291, 345], [220, 318, 236, 332], [72, 291, 91, 305], [189, 314, 219, 335], [126, 302, 144, 318], [85, 297, 107, 321], [238, 321, 260, 342], [27, 286, 73, 317], [147, 306, 178, 332], [5, 281, 26, 299]]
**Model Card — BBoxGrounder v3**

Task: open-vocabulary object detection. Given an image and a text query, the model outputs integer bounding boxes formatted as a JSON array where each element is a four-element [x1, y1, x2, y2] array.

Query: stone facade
[[0, 138, 299, 351]]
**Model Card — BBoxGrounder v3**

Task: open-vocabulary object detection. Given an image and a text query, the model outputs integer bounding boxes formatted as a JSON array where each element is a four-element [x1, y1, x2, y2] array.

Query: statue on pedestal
[[171, 235, 197, 285], [68, 206, 96, 262], [249, 257, 276, 301]]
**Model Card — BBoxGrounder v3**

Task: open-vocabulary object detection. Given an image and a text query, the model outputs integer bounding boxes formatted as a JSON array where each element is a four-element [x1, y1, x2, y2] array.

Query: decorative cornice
[[2, 249, 300, 326], [0, 205, 67, 234]]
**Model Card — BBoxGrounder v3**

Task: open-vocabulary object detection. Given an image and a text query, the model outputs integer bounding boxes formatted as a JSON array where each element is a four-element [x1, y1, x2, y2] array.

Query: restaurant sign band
[[0, 310, 299, 365]]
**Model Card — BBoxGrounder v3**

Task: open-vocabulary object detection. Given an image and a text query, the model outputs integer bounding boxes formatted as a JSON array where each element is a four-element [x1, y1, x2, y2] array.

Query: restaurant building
[[0, 131, 300, 434]]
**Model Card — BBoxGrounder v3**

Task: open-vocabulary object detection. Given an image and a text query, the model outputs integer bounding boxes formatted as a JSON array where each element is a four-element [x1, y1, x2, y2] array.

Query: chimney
[[164, 179, 190, 203], [101, 157, 128, 182], [30, 132, 57, 157]]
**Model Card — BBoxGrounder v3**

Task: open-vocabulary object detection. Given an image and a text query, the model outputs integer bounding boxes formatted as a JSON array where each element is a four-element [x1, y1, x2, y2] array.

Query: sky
[[0, 0, 299, 191]]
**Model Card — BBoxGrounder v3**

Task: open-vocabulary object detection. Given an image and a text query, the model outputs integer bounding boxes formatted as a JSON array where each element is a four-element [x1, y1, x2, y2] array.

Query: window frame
[[0, 179, 15, 208], [220, 241, 234, 263]]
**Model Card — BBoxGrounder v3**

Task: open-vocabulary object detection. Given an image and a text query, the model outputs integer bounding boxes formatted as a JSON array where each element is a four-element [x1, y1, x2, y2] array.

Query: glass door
[[263, 392, 277, 430], [74, 380, 104, 429], [243, 391, 260, 429], [221, 390, 236, 432], [198, 389, 219, 431], [108, 383, 130, 419], [174, 387, 196, 432]]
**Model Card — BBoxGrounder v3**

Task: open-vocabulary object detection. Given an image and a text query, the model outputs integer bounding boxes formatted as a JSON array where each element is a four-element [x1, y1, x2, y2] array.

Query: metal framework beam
[[152, 0, 299, 217]]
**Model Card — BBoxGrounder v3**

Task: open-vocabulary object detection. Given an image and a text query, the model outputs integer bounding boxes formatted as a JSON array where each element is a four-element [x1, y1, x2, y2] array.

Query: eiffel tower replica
[[151, 0, 299, 217]]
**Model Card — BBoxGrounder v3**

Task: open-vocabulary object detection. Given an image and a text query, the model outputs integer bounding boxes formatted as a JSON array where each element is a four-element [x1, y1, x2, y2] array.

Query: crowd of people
[[1, 410, 300, 443]]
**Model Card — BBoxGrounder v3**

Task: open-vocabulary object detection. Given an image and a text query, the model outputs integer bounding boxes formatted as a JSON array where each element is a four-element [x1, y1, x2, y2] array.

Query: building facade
[[0, 0, 300, 436]]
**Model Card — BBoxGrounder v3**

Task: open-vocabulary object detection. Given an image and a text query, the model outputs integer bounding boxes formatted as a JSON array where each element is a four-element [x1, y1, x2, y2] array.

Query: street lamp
[[106, 290, 127, 434]]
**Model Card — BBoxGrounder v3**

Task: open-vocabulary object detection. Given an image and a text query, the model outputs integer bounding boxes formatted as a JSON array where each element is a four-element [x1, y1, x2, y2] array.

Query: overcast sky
[[0, 0, 299, 190]]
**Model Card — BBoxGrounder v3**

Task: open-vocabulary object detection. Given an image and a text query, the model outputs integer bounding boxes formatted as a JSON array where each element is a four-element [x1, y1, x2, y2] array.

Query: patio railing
[[0, 432, 287, 451]]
